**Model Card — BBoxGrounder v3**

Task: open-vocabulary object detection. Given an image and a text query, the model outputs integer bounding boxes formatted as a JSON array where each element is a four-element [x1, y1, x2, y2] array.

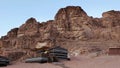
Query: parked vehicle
[[0, 56, 10, 66], [25, 46, 70, 63], [25, 57, 48, 63], [49, 46, 70, 60]]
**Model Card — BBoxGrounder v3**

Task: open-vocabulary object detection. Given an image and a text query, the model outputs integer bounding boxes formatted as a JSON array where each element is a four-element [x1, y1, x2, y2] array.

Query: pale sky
[[0, 0, 120, 37]]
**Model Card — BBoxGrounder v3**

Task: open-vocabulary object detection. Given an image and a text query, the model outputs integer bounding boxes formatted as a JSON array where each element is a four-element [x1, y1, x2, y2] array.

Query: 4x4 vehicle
[[25, 46, 70, 63], [0, 56, 10, 66]]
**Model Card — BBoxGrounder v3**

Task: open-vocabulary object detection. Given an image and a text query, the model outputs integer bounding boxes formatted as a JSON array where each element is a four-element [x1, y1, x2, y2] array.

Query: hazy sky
[[0, 0, 120, 37]]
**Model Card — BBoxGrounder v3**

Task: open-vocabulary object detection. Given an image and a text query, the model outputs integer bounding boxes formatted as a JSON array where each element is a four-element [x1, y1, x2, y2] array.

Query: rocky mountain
[[0, 6, 120, 61]]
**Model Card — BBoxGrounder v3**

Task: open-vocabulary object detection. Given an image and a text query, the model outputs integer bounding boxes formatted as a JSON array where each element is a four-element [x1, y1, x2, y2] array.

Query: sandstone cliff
[[0, 6, 120, 61]]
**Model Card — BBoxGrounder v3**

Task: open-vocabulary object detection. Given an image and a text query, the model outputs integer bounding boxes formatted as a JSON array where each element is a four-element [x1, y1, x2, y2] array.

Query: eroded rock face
[[55, 6, 88, 31], [102, 10, 120, 27], [0, 6, 120, 61], [7, 28, 19, 38], [18, 18, 39, 36], [55, 6, 88, 20]]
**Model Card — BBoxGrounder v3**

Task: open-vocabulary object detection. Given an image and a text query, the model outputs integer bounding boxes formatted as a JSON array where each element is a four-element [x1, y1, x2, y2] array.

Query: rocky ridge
[[0, 6, 120, 61]]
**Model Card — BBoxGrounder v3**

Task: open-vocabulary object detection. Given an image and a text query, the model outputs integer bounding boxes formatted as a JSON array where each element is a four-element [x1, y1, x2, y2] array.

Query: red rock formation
[[18, 18, 39, 36], [102, 10, 120, 27], [55, 6, 88, 31], [0, 6, 120, 61]]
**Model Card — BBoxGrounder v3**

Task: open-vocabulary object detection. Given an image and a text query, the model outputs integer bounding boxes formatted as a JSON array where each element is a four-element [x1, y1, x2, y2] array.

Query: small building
[[108, 48, 120, 55]]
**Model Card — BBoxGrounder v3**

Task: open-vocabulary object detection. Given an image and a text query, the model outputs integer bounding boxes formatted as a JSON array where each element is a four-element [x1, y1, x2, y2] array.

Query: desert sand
[[1, 55, 120, 68]]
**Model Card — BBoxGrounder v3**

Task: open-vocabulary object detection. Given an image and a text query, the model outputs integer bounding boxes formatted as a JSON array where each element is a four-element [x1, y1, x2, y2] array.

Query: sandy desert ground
[[1, 55, 120, 68]]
